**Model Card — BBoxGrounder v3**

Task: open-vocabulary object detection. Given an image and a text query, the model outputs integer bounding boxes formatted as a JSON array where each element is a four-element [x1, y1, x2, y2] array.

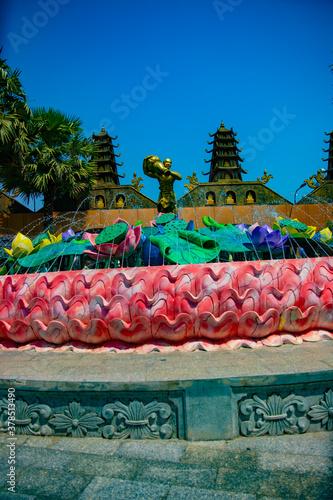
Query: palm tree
[[12, 107, 96, 228], [0, 49, 33, 190], [0, 55, 97, 224]]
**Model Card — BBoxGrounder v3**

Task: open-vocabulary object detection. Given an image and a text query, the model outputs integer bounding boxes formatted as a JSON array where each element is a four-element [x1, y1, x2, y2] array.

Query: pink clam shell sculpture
[[0, 257, 333, 351]]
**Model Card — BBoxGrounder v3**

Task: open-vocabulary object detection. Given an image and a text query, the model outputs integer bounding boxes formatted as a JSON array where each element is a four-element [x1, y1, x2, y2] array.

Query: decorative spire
[[304, 169, 326, 189], [184, 172, 199, 191], [257, 170, 273, 184], [322, 130, 333, 180], [203, 121, 246, 182], [91, 127, 125, 185], [131, 173, 144, 192]]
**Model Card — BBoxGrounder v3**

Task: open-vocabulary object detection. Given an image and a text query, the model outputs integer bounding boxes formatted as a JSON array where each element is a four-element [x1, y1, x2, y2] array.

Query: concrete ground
[[0, 431, 332, 499], [1, 340, 332, 498]]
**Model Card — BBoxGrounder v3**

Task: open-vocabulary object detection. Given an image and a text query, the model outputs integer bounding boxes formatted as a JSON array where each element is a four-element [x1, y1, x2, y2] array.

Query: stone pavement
[[0, 431, 332, 499]]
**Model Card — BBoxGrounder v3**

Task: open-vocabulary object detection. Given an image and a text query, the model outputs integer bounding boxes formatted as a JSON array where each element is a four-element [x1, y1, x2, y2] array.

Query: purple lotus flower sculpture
[[243, 224, 289, 252], [62, 229, 76, 241], [235, 223, 250, 232]]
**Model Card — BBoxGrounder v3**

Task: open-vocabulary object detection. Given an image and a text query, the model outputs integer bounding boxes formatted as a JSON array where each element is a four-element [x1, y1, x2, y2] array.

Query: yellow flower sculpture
[[47, 231, 62, 244], [273, 217, 316, 238], [4, 233, 34, 259], [305, 226, 316, 238], [319, 227, 332, 242], [4, 231, 62, 260]]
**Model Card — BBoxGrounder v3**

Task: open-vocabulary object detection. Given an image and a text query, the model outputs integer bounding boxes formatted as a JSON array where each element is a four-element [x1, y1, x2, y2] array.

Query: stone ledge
[[0, 342, 332, 441]]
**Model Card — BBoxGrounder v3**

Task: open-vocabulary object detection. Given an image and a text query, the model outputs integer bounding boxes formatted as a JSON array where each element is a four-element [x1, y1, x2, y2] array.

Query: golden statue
[[206, 193, 215, 205], [131, 172, 144, 191], [95, 196, 104, 209], [116, 195, 125, 208], [246, 192, 255, 204], [184, 172, 199, 191], [143, 155, 182, 213], [257, 170, 273, 184], [226, 192, 235, 204]]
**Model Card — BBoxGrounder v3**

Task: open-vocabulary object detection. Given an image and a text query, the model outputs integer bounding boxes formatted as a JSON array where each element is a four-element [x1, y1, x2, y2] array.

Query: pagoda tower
[[323, 130, 333, 180], [91, 127, 124, 185], [202, 121, 247, 182], [178, 120, 291, 208], [87, 127, 157, 211]]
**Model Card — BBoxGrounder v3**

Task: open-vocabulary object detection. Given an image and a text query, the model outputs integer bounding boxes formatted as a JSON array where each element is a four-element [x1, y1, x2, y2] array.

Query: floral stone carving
[[0, 397, 52, 435], [308, 389, 333, 431], [102, 399, 173, 439], [239, 393, 309, 437], [49, 401, 104, 438]]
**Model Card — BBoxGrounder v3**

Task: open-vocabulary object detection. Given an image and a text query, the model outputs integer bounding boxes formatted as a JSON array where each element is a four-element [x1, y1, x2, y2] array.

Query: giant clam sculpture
[[0, 215, 333, 352]]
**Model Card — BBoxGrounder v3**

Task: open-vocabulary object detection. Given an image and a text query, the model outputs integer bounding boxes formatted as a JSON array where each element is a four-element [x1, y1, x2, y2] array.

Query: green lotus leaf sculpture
[[149, 230, 220, 265], [202, 216, 230, 230], [199, 226, 250, 253], [155, 213, 176, 225], [163, 219, 188, 234], [95, 222, 128, 245], [142, 226, 160, 238], [274, 218, 309, 232], [287, 232, 312, 239], [18, 241, 92, 268]]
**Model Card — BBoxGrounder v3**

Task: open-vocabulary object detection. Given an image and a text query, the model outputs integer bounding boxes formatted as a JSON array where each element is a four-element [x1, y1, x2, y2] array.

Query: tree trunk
[[43, 184, 55, 231]]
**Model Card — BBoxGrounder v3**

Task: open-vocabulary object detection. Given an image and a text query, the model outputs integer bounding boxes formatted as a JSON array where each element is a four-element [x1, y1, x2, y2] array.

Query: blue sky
[[1, 0, 332, 210]]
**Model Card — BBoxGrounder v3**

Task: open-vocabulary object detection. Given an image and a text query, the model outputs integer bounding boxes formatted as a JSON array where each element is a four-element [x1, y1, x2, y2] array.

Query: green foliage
[[0, 53, 97, 225], [21, 107, 97, 225], [0, 50, 33, 199]]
